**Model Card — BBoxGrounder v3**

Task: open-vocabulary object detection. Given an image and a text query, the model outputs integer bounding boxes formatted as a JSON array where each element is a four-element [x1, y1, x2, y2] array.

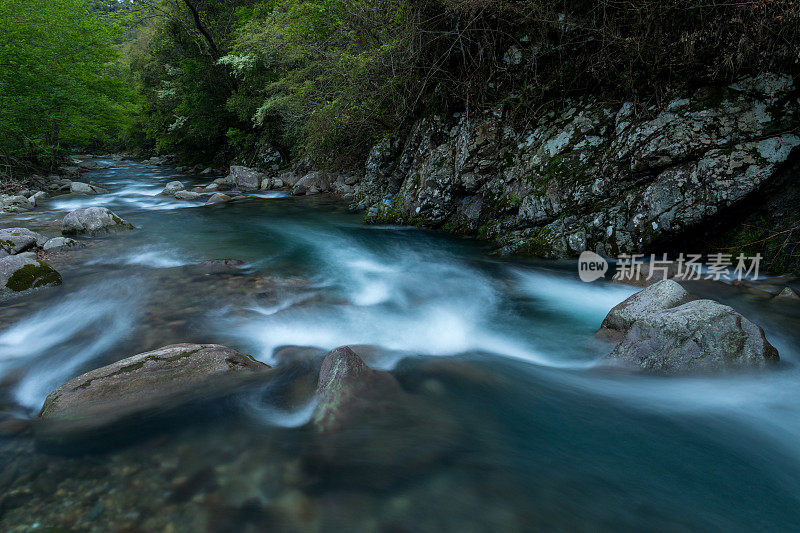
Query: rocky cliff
[[348, 74, 799, 259]]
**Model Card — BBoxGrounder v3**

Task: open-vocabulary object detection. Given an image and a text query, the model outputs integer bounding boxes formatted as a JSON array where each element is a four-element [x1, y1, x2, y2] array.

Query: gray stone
[[62, 207, 134, 236], [205, 193, 231, 205], [69, 182, 106, 195], [160, 181, 185, 196], [601, 279, 692, 333], [0, 255, 62, 301], [227, 166, 265, 190], [28, 191, 47, 206], [37, 344, 269, 441], [310, 346, 458, 485], [0, 228, 46, 255], [173, 190, 202, 200], [42, 237, 80, 252], [607, 299, 779, 374], [292, 172, 330, 196], [1, 195, 32, 211]]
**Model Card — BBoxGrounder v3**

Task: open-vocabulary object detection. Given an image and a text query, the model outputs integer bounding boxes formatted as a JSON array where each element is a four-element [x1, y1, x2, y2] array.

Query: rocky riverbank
[[222, 73, 800, 272]]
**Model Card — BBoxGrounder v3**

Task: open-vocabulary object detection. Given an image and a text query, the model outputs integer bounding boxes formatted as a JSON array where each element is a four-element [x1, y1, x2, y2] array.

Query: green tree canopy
[[0, 0, 135, 169]]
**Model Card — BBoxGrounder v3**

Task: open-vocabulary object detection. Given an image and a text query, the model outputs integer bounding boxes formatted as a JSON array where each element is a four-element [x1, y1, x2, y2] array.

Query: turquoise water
[[1, 158, 799, 531]]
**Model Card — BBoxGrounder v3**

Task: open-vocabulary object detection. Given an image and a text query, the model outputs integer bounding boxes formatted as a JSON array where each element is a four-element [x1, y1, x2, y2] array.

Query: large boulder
[[159, 181, 185, 196], [227, 166, 265, 190], [291, 171, 330, 196], [37, 344, 270, 442], [310, 346, 458, 486], [62, 207, 134, 236], [0, 255, 62, 301], [606, 299, 779, 374], [0, 228, 46, 255], [601, 279, 691, 334]]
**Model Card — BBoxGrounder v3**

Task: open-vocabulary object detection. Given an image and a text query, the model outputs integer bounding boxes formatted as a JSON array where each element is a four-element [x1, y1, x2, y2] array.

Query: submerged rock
[[606, 299, 779, 374], [0, 255, 62, 301], [310, 346, 458, 485], [205, 193, 232, 205], [194, 258, 247, 274], [62, 207, 134, 236], [37, 343, 270, 443], [601, 279, 691, 334], [174, 190, 202, 200], [0, 228, 46, 255]]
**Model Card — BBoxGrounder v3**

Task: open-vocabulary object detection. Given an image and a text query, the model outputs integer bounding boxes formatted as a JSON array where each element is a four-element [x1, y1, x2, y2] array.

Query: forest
[[2, 0, 798, 177]]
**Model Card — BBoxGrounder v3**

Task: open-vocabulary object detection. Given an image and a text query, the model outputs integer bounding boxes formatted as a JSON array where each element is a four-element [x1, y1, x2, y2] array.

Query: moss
[[518, 226, 554, 257], [5, 261, 62, 292]]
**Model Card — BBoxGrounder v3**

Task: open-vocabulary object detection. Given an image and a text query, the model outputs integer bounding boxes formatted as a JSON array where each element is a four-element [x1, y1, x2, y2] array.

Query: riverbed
[[1, 157, 799, 531]]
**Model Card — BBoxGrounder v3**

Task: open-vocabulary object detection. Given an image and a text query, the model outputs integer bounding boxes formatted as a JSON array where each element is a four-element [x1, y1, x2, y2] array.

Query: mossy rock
[[0, 255, 62, 301]]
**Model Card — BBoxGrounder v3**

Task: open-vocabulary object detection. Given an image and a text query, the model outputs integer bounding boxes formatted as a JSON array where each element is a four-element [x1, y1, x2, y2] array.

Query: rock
[[774, 287, 800, 300], [606, 300, 779, 374], [203, 183, 220, 192], [37, 344, 270, 442], [273, 178, 284, 188], [313, 347, 404, 433], [0, 228, 46, 255], [291, 172, 329, 196], [227, 166, 265, 191], [0, 195, 33, 211], [173, 190, 202, 201], [28, 191, 47, 206], [42, 237, 80, 252], [74, 159, 98, 170], [310, 346, 458, 485], [601, 279, 691, 334], [194, 259, 246, 274], [0, 255, 62, 301], [259, 178, 273, 190], [160, 181, 185, 196], [74, 183, 105, 194], [205, 193, 231, 205], [355, 74, 800, 259], [62, 207, 134, 236], [201, 167, 214, 175], [69, 181, 107, 195], [58, 165, 81, 179]]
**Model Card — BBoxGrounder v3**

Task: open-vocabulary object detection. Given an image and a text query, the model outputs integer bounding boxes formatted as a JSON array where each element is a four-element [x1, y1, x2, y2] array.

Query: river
[[1, 157, 799, 531]]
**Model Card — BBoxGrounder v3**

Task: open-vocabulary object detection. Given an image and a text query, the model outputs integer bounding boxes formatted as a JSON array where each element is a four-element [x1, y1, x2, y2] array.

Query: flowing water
[[1, 158, 800, 531]]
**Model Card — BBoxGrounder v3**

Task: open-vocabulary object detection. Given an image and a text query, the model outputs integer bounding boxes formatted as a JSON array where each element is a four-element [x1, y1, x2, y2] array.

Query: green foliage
[[0, 0, 136, 172], [122, 0, 800, 167]]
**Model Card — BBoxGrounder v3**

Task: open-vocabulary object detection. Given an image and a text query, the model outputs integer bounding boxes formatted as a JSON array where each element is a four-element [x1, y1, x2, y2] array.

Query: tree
[[0, 0, 135, 172]]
